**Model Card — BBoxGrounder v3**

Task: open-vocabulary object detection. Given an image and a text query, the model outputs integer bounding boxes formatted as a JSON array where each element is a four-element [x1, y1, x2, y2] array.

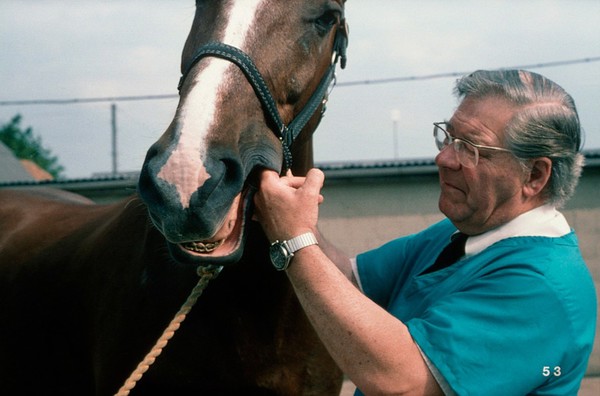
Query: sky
[[1, 0, 599, 179]]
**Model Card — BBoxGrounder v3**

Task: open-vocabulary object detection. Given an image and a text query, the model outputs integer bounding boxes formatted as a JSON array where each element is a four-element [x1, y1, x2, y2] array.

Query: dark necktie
[[421, 232, 468, 275]]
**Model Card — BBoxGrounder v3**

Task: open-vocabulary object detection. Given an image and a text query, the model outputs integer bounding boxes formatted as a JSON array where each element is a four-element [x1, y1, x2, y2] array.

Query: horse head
[[139, 0, 348, 266]]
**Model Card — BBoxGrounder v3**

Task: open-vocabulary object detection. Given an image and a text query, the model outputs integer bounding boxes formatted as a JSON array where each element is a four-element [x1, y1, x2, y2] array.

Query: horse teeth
[[183, 239, 224, 253]]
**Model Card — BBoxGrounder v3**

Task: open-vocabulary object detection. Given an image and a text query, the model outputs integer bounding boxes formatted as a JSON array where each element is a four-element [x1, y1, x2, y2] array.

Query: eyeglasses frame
[[433, 121, 513, 168]]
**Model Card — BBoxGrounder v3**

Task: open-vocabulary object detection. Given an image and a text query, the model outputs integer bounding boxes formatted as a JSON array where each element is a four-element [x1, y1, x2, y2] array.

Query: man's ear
[[523, 157, 552, 199]]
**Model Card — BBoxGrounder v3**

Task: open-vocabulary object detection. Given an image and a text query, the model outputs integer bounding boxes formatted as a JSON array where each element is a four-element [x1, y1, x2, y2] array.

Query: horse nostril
[[192, 154, 245, 207], [221, 158, 243, 185]]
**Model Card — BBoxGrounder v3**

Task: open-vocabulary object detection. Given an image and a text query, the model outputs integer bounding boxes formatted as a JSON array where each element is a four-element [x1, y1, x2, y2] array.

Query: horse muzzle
[[138, 140, 274, 266]]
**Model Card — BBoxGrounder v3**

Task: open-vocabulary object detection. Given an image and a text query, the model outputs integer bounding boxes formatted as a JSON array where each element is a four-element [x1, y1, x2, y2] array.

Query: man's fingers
[[258, 168, 324, 196], [281, 169, 306, 188], [258, 169, 280, 186], [303, 168, 325, 192]]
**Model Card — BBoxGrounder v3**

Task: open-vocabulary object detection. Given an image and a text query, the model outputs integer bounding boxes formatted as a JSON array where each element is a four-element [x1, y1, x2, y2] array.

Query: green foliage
[[0, 114, 64, 178]]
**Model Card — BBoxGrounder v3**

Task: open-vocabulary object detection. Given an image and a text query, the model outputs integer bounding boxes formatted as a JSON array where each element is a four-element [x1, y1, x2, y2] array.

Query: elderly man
[[254, 69, 596, 395]]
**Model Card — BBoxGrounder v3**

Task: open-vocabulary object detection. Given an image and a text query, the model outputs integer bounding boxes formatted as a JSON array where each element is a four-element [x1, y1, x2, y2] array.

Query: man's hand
[[253, 168, 325, 242]]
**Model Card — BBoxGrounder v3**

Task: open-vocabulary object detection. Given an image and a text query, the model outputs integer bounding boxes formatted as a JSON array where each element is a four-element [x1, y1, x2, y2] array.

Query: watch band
[[284, 232, 318, 253]]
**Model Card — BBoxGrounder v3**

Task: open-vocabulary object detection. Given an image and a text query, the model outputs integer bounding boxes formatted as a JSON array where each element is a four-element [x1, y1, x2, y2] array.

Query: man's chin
[[439, 200, 469, 225]]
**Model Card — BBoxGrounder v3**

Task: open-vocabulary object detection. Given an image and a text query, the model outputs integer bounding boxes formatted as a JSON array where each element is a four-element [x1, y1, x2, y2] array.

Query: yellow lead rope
[[115, 265, 223, 396]]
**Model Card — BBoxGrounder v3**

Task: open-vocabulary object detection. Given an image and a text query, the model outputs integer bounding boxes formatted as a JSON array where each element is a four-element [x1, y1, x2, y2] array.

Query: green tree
[[0, 115, 64, 179]]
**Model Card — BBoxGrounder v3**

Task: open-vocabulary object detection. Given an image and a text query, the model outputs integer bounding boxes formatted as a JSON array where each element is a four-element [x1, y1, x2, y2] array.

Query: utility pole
[[391, 109, 400, 159], [111, 103, 118, 176]]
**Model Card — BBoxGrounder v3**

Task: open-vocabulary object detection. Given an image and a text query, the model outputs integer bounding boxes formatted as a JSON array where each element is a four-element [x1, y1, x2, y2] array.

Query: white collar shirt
[[464, 204, 571, 258]]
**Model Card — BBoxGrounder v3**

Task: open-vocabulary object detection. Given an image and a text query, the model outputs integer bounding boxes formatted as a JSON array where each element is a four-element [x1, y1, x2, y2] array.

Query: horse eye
[[314, 11, 338, 35]]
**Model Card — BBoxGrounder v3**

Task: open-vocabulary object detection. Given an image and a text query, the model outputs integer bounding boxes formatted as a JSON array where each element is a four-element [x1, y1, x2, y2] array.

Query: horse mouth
[[181, 239, 225, 254], [175, 186, 255, 262]]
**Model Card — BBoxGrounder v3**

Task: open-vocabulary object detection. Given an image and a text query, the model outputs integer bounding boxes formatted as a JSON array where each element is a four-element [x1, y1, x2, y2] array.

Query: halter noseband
[[177, 20, 349, 170]]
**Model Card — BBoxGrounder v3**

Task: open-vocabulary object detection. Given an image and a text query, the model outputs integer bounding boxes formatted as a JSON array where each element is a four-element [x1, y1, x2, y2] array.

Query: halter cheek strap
[[178, 20, 348, 171]]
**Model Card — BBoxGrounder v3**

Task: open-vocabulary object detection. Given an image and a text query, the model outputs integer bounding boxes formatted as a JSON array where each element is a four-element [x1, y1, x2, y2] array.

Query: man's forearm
[[314, 229, 357, 285], [286, 245, 442, 396]]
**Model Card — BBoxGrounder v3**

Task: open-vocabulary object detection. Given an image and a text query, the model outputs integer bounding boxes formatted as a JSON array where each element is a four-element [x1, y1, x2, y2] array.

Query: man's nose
[[435, 144, 461, 170]]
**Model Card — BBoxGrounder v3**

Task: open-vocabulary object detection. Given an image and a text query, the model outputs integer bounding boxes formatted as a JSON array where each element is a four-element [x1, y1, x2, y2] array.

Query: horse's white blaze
[[158, 0, 266, 209]]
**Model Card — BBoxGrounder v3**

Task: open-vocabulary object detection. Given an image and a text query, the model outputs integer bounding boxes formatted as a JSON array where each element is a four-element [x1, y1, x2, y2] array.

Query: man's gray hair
[[455, 69, 584, 207]]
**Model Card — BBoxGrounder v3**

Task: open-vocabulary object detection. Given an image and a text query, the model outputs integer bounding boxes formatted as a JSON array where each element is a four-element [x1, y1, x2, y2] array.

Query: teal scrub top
[[355, 219, 596, 396]]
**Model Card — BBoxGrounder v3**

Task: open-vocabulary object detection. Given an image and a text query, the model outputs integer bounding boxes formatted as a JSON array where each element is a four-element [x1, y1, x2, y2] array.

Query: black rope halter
[[177, 20, 348, 170]]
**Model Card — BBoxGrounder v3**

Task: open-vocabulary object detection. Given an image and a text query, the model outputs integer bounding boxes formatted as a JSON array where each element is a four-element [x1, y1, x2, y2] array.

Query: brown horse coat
[[0, 188, 341, 395], [1, 1, 349, 394]]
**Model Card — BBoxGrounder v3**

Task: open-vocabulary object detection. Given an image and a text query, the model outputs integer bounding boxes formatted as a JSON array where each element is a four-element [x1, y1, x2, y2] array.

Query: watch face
[[269, 243, 291, 271]]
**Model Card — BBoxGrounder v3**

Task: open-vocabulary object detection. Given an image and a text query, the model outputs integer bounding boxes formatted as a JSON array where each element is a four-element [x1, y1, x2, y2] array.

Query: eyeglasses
[[433, 122, 512, 168]]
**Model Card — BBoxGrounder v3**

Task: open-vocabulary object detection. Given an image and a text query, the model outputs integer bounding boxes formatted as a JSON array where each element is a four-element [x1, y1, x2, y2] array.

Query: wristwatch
[[269, 232, 318, 271]]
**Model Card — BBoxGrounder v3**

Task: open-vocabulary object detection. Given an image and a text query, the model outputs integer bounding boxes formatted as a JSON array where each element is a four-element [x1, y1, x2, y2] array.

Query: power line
[[0, 94, 177, 106], [337, 56, 600, 87], [1, 56, 598, 106]]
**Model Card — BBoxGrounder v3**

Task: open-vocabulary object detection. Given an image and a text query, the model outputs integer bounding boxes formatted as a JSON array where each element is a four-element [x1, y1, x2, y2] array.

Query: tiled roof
[[0, 142, 34, 183], [1, 150, 599, 188]]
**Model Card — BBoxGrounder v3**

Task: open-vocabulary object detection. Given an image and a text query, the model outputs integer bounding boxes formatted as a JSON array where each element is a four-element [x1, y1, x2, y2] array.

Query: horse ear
[[334, 19, 349, 69]]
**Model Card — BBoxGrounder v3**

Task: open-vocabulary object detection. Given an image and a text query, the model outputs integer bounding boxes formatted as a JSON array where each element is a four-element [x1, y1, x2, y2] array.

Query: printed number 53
[[543, 366, 561, 377]]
